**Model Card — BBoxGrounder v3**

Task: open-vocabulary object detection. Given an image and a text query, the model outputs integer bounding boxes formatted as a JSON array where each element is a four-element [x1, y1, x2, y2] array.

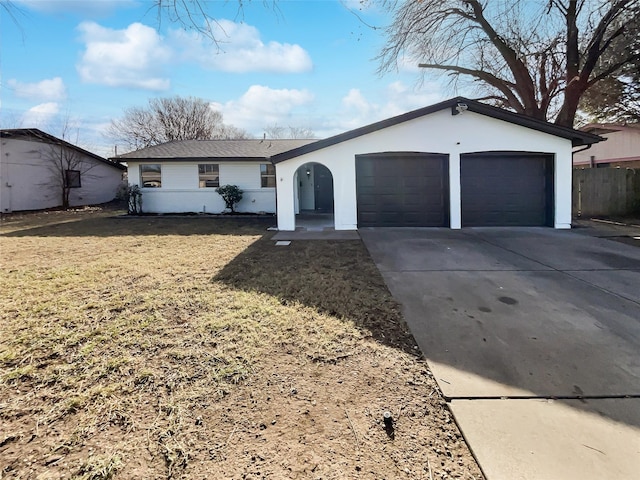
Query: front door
[[314, 164, 334, 212]]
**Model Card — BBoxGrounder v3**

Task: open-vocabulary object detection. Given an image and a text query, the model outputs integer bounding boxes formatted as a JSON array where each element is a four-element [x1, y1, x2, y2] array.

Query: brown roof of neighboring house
[[113, 139, 317, 162], [0, 128, 126, 170]]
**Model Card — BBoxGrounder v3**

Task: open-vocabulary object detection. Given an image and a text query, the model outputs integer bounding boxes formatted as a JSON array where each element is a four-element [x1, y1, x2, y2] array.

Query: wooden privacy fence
[[573, 168, 640, 217]]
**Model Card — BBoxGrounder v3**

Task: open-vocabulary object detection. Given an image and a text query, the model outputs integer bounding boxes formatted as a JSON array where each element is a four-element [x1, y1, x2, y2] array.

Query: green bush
[[216, 185, 243, 213]]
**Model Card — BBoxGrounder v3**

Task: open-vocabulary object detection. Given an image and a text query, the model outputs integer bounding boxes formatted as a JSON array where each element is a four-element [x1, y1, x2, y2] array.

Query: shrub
[[116, 184, 143, 214], [216, 185, 243, 213]]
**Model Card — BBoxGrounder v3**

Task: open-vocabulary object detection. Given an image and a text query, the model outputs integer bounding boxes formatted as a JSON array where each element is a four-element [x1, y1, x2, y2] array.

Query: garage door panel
[[356, 154, 449, 227], [461, 154, 553, 227]]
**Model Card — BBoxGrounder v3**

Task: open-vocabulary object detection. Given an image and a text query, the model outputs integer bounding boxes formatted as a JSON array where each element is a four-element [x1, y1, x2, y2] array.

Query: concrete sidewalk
[[360, 227, 640, 480]]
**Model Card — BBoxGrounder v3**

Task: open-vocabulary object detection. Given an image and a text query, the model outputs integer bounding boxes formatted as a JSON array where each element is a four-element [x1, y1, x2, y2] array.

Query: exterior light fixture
[[306, 168, 311, 177], [452, 102, 468, 115]]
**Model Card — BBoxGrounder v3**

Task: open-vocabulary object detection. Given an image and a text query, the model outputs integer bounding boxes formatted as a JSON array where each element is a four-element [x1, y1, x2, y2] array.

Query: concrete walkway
[[360, 227, 640, 480]]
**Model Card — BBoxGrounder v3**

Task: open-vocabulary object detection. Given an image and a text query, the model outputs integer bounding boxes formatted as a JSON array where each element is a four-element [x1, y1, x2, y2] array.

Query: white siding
[[276, 109, 573, 231], [127, 161, 275, 214], [0, 137, 123, 213], [220, 163, 262, 189], [163, 164, 198, 189]]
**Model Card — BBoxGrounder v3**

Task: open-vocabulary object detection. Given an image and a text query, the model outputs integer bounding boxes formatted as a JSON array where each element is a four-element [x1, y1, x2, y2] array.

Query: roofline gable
[[270, 97, 604, 164], [0, 128, 126, 171]]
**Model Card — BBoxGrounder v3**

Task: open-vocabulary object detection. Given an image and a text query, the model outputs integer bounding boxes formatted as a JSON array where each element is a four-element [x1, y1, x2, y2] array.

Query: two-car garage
[[272, 97, 603, 231], [356, 152, 554, 228]]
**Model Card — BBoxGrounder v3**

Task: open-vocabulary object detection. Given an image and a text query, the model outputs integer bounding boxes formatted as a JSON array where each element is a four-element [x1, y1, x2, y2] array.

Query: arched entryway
[[294, 162, 334, 230]]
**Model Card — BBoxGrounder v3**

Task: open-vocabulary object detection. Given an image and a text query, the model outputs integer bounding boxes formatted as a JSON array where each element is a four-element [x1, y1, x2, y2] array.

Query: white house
[[119, 98, 602, 230], [119, 139, 315, 215], [573, 123, 640, 169], [0, 129, 125, 213]]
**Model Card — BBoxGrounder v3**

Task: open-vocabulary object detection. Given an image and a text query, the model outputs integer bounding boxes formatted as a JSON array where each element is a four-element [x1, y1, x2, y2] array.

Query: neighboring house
[[0, 129, 125, 213], [117, 139, 315, 214], [573, 123, 640, 169], [119, 97, 602, 230]]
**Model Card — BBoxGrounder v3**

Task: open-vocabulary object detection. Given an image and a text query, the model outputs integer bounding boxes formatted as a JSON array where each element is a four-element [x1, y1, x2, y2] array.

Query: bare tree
[[377, 0, 640, 127], [579, 7, 640, 122], [38, 125, 100, 209], [151, 1, 279, 42], [216, 124, 252, 140], [1, 0, 26, 29], [108, 96, 249, 150], [264, 123, 317, 139]]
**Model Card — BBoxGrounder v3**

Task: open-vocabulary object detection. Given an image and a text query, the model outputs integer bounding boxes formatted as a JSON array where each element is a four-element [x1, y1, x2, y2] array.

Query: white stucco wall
[[127, 161, 276, 214], [0, 137, 123, 213], [275, 109, 573, 230]]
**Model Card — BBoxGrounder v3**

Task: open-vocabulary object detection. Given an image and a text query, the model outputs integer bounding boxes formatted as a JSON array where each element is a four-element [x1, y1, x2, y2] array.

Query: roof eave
[[271, 97, 604, 163], [1, 128, 126, 170], [115, 156, 270, 162]]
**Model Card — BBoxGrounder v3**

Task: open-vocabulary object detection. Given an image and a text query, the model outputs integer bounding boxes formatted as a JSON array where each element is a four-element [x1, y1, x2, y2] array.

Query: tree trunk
[[556, 0, 581, 128], [555, 87, 582, 127], [62, 187, 70, 209]]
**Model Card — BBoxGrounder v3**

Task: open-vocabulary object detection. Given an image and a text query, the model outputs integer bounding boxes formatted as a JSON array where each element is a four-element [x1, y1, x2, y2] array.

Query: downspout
[[572, 144, 592, 155]]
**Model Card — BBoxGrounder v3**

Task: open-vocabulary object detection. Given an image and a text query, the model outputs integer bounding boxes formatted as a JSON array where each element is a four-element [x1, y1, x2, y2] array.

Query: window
[[140, 164, 162, 188], [261, 164, 275, 188], [64, 170, 81, 188], [198, 164, 219, 188]]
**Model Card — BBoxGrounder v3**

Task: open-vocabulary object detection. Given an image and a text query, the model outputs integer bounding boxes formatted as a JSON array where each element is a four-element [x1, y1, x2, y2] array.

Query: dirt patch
[[0, 210, 483, 479]]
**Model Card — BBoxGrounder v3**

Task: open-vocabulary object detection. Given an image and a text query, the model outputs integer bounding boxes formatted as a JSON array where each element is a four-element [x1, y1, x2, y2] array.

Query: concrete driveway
[[360, 227, 640, 480]]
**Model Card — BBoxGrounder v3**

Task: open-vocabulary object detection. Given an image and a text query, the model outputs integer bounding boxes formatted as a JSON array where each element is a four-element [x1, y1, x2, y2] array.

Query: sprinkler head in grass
[[383, 411, 394, 439]]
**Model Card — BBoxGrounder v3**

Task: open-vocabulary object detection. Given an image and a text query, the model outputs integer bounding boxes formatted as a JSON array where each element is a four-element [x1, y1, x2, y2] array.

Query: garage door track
[[360, 227, 640, 480]]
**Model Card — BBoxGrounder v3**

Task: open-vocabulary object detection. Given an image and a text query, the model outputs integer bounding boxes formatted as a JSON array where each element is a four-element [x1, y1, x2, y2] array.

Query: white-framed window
[[198, 164, 219, 188], [140, 164, 162, 188], [260, 164, 275, 188], [64, 169, 81, 188]]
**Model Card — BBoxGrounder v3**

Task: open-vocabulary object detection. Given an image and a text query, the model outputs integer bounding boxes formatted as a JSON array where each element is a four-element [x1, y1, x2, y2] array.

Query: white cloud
[[76, 22, 172, 91], [20, 102, 60, 127], [342, 88, 375, 116], [7, 77, 66, 101], [326, 81, 444, 133], [75, 18, 311, 91], [171, 19, 312, 73], [212, 85, 314, 133], [397, 55, 423, 74]]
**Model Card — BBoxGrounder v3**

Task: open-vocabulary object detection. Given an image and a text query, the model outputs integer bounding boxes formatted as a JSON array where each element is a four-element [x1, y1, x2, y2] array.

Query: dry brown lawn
[[0, 208, 483, 479]]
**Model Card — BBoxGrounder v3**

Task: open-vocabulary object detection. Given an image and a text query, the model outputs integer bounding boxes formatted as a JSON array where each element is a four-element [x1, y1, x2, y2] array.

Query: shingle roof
[[271, 97, 605, 164], [114, 139, 317, 161]]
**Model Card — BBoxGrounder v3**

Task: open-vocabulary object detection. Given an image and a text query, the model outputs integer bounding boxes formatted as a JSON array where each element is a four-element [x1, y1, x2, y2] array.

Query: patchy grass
[[0, 209, 483, 479]]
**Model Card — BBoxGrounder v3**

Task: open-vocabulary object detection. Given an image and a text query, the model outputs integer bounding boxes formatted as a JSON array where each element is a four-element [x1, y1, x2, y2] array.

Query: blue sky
[[1, 0, 447, 157]]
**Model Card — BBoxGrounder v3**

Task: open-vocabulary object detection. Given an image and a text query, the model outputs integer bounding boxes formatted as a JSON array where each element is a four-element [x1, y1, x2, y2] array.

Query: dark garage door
[[356, 153, 449, 227], [461, 153, 553, 227]]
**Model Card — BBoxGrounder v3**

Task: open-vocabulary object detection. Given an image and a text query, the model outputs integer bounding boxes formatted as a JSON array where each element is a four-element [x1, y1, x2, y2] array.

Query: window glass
[[198, 164, 219, 188], [140, 164, 162, 188], [65, 170, 81, 188], [260, 164, 275, 188]]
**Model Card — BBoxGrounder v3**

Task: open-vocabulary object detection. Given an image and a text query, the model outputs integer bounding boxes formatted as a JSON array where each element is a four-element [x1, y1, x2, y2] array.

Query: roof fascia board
[[120, 157, 269, 163], [271, 97, 604, 163], [1, 128, 125, 171]]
